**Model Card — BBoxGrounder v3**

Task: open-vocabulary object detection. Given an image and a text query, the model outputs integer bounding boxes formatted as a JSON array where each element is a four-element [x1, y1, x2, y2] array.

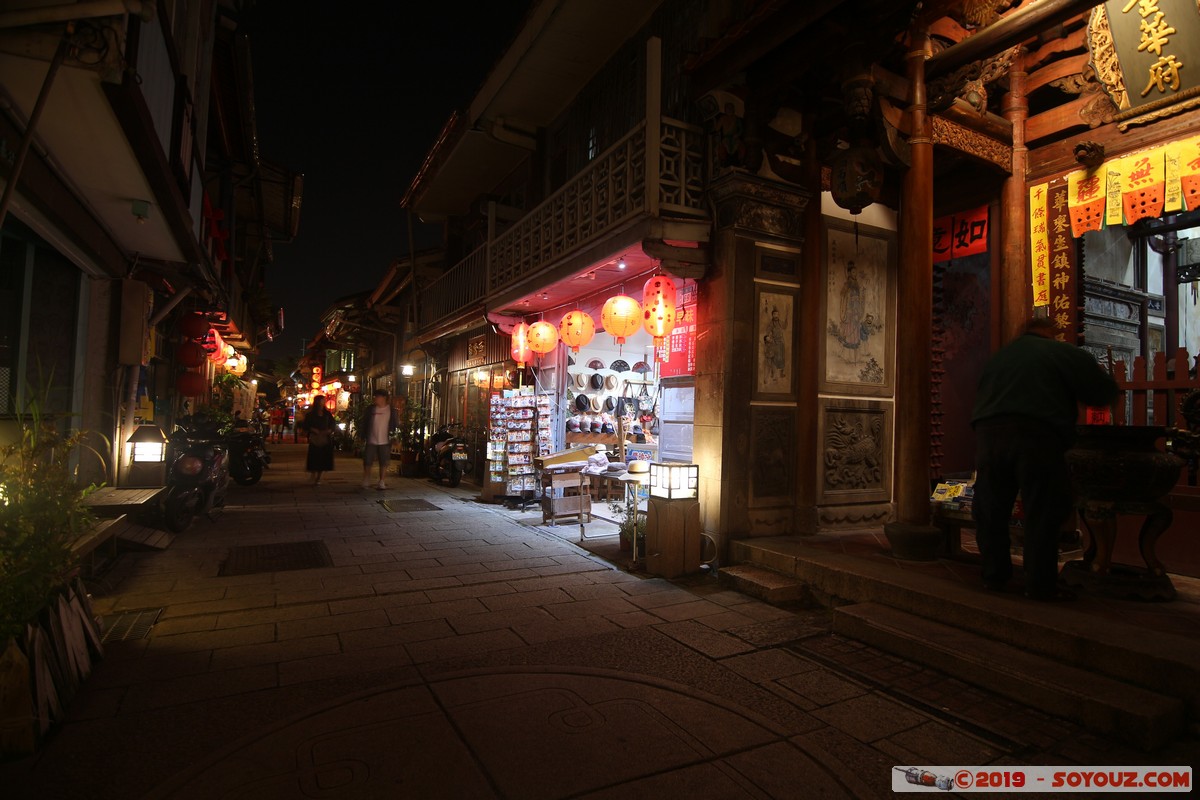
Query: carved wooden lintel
[[930, 115, 1011, 173]]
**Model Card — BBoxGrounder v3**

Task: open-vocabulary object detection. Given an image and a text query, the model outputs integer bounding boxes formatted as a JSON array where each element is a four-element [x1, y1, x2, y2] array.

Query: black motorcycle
[[226, 423, 271, 486], [162, 416, 231, 532], [426, 425, 473, 488]]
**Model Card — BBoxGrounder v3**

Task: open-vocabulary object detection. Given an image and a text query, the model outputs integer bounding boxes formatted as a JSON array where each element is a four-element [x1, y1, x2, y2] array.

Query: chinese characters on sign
[[1046, 185, 1078, 344], [1104, 0, 1200, 111], [1028, 183, 1050, 308], [1028, 184, 1078, 340], [932, 206, 989, 262], [657, 283, 697, 378]]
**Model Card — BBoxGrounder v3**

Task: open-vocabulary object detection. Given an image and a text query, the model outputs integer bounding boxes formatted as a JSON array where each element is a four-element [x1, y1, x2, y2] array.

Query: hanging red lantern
[[601, 294, 642, 344], [179, 313, 208, 340], [527, 320, 559, 355], [176, 340, 206, 368], [558, 310, 595, 353], [642, 276, 678, 347], [176, 370, 207, 397], [511, 321, 533, 368]]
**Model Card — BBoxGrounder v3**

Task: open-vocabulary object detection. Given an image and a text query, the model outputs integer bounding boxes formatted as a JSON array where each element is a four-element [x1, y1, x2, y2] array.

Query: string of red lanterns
[[508, 277, 680, 360]]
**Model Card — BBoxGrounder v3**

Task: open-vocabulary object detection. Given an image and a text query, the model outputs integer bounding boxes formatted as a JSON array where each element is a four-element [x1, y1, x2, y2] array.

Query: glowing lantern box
[[648, 462, 698, 499], [645, 462, 701, 578], [126, 423, 169, 487]]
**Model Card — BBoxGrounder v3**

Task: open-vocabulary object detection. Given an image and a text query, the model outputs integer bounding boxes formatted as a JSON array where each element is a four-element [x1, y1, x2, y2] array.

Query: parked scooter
[[226, 422, 271, 485], [162, 415, 231, 532], [426, 424, 473, 488]]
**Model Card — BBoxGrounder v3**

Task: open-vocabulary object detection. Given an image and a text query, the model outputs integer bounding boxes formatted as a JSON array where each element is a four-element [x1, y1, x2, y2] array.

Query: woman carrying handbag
[[302, 396, 337, 484]]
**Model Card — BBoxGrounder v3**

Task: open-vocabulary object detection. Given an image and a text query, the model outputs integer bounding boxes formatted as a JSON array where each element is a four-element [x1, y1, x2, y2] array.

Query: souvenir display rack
[[488, 389, 552, 497]]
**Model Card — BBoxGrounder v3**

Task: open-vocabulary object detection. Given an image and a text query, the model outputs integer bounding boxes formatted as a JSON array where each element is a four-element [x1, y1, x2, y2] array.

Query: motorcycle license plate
[[452, 452, 468, 460]]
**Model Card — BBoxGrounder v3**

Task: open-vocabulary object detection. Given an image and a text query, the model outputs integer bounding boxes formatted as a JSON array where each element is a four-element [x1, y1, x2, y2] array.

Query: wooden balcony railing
[[420, 118, 707, 330]]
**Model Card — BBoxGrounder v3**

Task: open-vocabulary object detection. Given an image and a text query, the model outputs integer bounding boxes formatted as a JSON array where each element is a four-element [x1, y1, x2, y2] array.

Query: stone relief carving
[[818, 503, 893, 527], [823, 411, 885, 491]]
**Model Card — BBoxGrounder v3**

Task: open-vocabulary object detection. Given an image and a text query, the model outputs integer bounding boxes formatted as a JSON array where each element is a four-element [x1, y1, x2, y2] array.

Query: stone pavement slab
[[5, 445, 1196, 799]]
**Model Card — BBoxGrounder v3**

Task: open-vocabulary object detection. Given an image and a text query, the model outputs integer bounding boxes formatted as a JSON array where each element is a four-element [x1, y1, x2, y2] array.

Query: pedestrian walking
[[360, 389, 400, 490], [301, 396, 336, 484], [269, 405, 285, 444], [970, 317, 1118, 601]]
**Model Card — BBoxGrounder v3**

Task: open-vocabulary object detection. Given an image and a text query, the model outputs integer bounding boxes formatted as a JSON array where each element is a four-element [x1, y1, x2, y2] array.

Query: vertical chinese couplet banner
[[1028, 183, 1050, 308], [1046, 185, 1078, 344], [932, 205, 989, 262]]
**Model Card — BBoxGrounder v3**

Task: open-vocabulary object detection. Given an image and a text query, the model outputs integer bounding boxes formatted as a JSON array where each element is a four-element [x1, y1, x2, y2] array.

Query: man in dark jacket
[[971, 317, 1118, 601]]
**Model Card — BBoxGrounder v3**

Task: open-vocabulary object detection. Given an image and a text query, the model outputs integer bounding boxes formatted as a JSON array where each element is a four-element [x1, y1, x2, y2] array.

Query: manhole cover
[[101, 608, 162, 643], [379, 499, 441, 512], [219, 540, 333, 576]]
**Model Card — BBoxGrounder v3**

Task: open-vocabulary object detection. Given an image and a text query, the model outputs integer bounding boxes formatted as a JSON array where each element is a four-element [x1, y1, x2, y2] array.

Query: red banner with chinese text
[[657, 283, 697, 378], [1180, 134, 1200, 212], [932, 205, 989, 262], [1066, 167, 1105, 237]]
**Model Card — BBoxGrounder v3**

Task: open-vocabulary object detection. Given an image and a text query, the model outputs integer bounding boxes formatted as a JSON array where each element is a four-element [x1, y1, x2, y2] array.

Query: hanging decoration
[[176, 370, 207, 397], [641, 276, 678, 347], [179, 312, 208, 340], [601, 294, 642, 345], [510, 321, 533, 367], [558, 310, 595, 353], [828, 143, 884, 215], [527, 320, 559, 355], [176, 341, 206, 368]]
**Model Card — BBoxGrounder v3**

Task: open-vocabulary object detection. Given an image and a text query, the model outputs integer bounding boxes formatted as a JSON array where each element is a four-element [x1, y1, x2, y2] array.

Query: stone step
[[719, 563, 809, 604], [834, 602, 1185, 751], [730, 537, 1200, 719]]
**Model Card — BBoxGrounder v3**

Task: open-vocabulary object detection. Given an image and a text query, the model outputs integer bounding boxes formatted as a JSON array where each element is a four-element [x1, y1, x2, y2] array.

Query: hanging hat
[[605, 374, 620, 391], [589, 373, 605, 390], [573, 372, 588, 390], [575, 394, 590, 412], [610, 359, 630, 373], [589, 394, 604, 412], [604, 396, 616, 412]]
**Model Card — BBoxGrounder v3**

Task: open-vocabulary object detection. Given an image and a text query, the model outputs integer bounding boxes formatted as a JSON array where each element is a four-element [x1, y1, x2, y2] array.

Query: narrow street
[[3, 445, 1191, 799]]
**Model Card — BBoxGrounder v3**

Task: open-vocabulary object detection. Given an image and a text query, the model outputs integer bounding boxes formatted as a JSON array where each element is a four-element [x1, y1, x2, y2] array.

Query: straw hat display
[[605, 374, 620, 391], [589, 373, 605, 390], [589, 394, 605, 413], [573, 372, 588, 390]]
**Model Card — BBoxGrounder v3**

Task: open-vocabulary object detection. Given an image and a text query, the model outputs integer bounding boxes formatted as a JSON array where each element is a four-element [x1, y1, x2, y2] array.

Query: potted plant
[[0, 400, 106, 755], [608, 498, 646, 554]]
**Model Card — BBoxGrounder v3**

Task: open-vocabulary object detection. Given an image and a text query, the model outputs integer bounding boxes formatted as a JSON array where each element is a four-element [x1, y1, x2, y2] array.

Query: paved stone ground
[[2, 444, 1196, 799]]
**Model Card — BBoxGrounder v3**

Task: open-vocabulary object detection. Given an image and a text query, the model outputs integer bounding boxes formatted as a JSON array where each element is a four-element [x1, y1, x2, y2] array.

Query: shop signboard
[[1102, 0, 1200, 114], [657, 283, 697, 378]]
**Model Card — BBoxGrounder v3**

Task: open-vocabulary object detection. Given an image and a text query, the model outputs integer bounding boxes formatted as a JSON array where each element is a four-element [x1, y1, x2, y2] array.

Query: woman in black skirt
[[302, 396, 337, 484]]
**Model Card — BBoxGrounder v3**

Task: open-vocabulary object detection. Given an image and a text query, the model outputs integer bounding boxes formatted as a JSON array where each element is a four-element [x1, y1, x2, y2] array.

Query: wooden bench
[[70, 514, 126, 569]]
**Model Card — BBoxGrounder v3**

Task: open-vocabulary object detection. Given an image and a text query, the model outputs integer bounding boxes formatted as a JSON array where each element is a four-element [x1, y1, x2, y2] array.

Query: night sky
[[239, 1, 529, 361]]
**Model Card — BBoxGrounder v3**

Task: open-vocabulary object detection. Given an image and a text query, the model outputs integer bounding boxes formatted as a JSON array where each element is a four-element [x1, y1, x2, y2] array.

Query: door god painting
[[820, 219, 894, 395]]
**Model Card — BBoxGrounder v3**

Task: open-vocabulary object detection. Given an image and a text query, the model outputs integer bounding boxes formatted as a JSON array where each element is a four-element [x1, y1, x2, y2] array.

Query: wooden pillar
[[1000, 49, 1029, 346], [890, 29, 935, 528]]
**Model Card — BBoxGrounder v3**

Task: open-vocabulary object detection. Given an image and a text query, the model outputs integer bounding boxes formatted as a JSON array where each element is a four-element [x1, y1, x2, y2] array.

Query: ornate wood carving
[[930, 116, 1011, 172], [816, 397, 893, 506], [709, 173, 811, 241]]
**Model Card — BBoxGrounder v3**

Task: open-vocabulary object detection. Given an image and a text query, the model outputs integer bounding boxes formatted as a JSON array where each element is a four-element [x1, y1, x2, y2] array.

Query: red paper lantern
[[601, 294, 642, 344], [528, 320, 559, 355], [180, 313, 208, 340], [176, 340, 206, 368], [176, 370, 207, 397], [642, 276, 678, 346], [558, 310, 595, 353], [511, 322, 533, 367]]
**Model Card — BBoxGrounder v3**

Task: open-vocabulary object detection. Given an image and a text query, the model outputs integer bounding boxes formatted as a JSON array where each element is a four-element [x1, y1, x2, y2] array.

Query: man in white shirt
[[361, 389, 398, 489]]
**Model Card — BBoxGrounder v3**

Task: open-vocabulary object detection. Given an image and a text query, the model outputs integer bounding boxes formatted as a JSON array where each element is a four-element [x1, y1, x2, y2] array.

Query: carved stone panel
[[710, 173, 812, 242], [816, 397, 893, 506], [748, 405, 796, 507]]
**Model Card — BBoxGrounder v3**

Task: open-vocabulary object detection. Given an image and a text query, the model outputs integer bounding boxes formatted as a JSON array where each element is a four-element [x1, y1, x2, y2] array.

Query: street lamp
[[125, 423, 169, 488]]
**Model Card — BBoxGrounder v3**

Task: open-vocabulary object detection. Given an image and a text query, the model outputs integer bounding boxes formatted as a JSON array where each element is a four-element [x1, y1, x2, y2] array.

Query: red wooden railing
[[1111, 348, 1200, 428]]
